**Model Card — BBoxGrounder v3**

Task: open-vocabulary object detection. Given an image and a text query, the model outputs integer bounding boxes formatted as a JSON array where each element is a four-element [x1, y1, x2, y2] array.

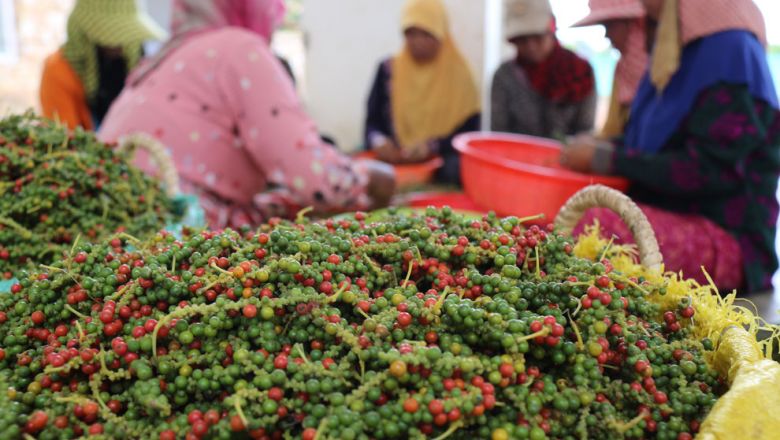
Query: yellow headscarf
[[600, 85, 631, 138], [649, 0, 680, 92], [391, 0, 481, 149]]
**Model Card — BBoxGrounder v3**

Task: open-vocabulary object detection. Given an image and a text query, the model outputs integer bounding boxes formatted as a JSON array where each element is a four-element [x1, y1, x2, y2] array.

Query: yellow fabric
[[400, 0, 447, 41], [574, 222, 780, 440], [698, 327, 780, 440], [391, 0, 481, 149], [599, 79, 631, 138], [649, 0, 680, 92]]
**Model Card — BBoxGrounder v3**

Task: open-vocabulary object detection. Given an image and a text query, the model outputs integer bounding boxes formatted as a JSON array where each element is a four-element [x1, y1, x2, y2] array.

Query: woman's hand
[[400, 142, 432, 163], [560, 134, 612, 174], [373, 137, 433, 165], [362, 159, 396, 209], [374, 139, 404, 163]]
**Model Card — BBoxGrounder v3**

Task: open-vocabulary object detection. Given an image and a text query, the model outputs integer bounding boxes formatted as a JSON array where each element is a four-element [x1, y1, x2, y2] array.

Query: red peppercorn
[[242, 304, 257, 318], [397, 312, 412, 327], [654, 391, 668, 404], [428, 399, 444, 415]]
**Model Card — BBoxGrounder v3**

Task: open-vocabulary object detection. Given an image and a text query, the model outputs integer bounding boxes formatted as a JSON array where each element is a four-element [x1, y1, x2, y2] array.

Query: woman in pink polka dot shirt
[[99, 0, 395, 228]]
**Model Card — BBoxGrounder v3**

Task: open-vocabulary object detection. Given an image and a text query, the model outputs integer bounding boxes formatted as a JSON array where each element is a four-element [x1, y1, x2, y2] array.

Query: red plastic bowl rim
[[355, 151, 444, 172], [453, 131, 629, 187]]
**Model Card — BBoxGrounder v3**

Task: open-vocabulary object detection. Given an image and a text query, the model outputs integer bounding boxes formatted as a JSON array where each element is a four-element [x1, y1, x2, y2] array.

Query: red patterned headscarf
[[614, 19, 648, 105], [517, 22, 596, 104]]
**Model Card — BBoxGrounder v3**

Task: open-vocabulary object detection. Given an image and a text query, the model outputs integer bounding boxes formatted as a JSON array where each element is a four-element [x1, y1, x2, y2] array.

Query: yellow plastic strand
[[572, 221, 780, 362]]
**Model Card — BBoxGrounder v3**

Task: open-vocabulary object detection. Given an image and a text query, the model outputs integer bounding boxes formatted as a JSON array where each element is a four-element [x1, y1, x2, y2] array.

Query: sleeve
[[39, 57, 93, 131], [364, 60, 393, 149], [217, 35, 370, 213], [574, 90, 597, 134], [611, 84, 774, 197], [430, 113, 481, 155], [490, 66, 512, 132]]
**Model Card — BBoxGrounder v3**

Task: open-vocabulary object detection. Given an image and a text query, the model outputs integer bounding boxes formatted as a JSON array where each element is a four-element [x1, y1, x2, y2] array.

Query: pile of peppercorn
[[0, 208, 722, 440], [0, 113, 172, 277]]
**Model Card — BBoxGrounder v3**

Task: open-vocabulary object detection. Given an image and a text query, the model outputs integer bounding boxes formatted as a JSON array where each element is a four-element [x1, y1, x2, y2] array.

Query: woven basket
[[117, 133, 180, 197], [554, 184, 662, 270], [555, 184, 780, 439]]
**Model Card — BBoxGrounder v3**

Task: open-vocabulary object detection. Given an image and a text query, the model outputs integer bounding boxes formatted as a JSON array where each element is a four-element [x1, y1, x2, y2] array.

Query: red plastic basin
[[453, 132, 630, 221]]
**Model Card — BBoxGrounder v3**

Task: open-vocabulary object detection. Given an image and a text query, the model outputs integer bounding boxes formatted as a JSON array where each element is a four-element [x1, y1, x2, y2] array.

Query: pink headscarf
[[677, 0, 766, 47], [614, 20, 647, 105], [572, 0, 648, 105], [130, 0, 286, 85], [170, 0, 286, 43]]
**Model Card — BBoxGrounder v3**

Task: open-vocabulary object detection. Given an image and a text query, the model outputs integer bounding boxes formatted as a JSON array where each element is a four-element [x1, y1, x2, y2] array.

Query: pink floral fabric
[[99, 28, 369, 229], [573, 204, 744, 291]]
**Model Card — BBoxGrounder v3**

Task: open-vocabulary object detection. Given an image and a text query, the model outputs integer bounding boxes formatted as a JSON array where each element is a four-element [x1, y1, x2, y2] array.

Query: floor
[[760, 185, 780, 325]]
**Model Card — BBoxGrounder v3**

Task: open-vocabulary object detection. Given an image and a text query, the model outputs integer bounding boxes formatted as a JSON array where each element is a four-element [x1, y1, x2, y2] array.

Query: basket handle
[[117, 133, 180, 197], [554, 184, 663, 270]]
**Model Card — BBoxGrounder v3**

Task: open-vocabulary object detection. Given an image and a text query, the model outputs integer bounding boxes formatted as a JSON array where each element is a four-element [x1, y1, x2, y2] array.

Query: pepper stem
[[432, 421, 464, 440], [313, 417, 329, 440], [401, 261, 414, 288], [515, 327, 551, 343], [295, 206, 314, 224], [517, 213, 545, 224], [64, 304, 88, 320]]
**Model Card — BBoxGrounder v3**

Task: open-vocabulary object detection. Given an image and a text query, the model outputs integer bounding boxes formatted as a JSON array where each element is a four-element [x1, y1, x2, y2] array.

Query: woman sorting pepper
[[40, 0, 165, 130], [561, 0, 780, 292], [491, 0, 597, 139], [364, 0, 481, 185], [100, 0, 395, 229]]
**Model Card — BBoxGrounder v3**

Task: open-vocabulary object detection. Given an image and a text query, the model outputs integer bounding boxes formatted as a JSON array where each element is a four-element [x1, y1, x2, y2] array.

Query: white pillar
[[482, 0, 505, 131]]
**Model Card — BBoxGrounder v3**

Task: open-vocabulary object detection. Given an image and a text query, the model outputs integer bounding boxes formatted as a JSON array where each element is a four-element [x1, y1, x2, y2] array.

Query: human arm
[[429, 113, 481, 156], [219, 36, 395, 212], [611, 83, 777, 196], [573, 90, 597, 134], [561, 84, 779, 197], [365, 60, 408, 163], [490, 66, 512, 132]]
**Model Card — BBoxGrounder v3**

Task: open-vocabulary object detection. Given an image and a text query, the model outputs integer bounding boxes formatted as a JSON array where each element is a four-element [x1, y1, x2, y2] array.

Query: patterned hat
[[572, 0, 644, 28], [69, 0, 166, 46], [62, 0, 166, 102]]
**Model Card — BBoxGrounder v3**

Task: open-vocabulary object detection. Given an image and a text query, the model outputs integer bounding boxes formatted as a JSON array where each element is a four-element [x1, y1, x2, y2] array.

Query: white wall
[[140, 0, 172, 55], [302, 0, 495, 151]]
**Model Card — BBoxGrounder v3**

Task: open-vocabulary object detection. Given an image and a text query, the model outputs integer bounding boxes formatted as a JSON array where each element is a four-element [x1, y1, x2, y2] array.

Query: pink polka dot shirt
[[100, 27, 368, 228]]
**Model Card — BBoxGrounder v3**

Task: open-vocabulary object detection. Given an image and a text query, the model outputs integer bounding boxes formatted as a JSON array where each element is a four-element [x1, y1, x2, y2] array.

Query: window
[[0, 0, 18, 63]]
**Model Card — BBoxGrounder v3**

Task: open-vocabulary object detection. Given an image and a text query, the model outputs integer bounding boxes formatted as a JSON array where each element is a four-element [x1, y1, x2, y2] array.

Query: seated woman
[[491, 0, 597, 139], [364, 0, 481, 185], [572, 0, 648, 137], [100, 0, 395, 229], [561, 0, 779, 292], [40, 0, 164, 130]]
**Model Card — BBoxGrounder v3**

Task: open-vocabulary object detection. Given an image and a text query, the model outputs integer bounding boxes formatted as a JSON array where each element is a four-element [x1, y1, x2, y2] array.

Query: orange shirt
[[39, 49, 94, 131]]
